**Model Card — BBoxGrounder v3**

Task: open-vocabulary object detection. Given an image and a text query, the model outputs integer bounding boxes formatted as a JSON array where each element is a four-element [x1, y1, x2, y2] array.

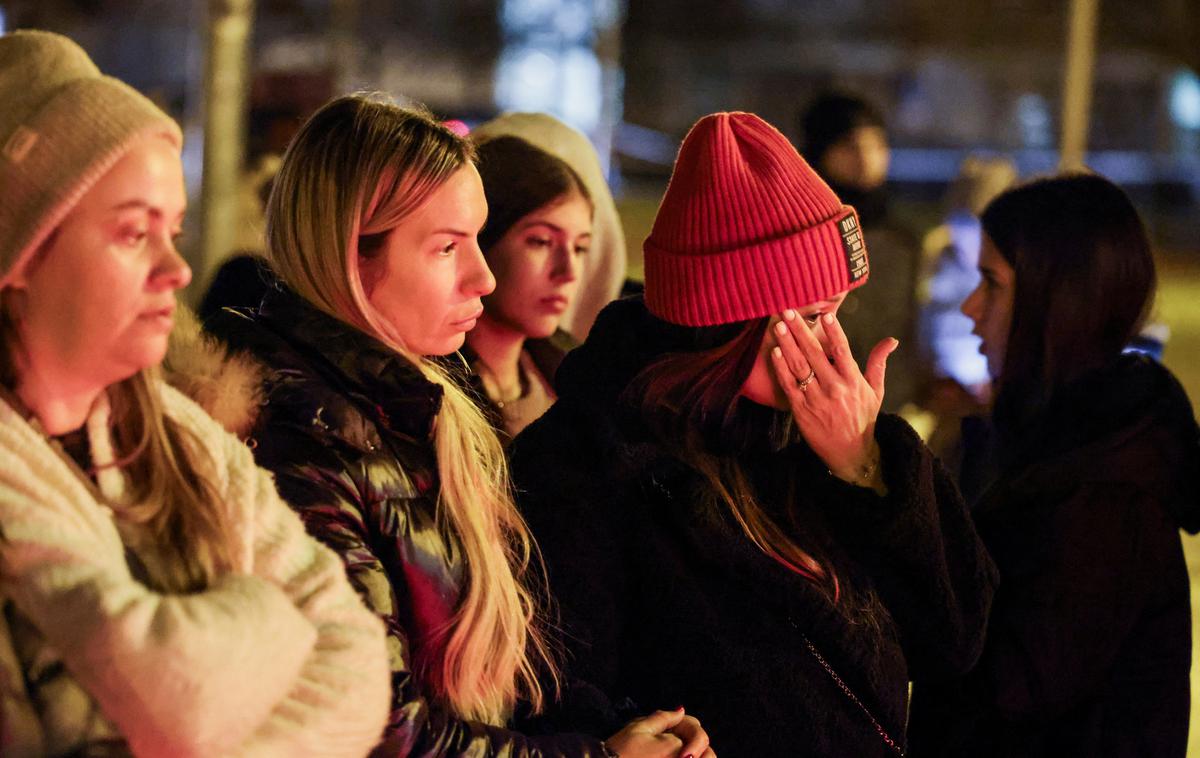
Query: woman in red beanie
[[509, 111, 998, 758]]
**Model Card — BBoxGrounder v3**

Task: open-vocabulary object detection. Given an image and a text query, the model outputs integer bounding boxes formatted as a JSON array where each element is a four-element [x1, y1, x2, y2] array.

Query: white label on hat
[[3, 127, 39, 164], [839, 214, 869, 282]]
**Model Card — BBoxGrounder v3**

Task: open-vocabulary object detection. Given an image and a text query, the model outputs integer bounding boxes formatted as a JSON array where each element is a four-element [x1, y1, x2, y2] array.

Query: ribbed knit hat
[[644, 112, 869, 326], [0, 30, 182, 286]]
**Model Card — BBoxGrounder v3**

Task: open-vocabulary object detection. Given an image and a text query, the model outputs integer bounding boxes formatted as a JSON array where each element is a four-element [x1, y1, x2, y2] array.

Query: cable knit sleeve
[[163, 383, 392, 757], [0, 389, 388, 757]]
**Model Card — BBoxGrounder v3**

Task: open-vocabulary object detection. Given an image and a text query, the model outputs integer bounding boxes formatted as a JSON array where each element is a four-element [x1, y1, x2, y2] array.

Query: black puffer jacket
[[206, 286, 614, 758], [909, 355, 1200, 757], [509, 296, 999, 758]]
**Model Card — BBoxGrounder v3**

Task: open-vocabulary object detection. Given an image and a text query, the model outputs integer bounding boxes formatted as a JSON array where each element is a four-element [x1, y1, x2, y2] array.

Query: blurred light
[[0, 7, 7, 34], [502, 0, 594, 42], [495, 46, 558, 112], [595, 0, 622, 28], [1169, 69, 1200, 130], [559, 47, 602, 128], [493, 45, 602, 133], [616, 121, 677, 164], [1015, 93, 1052, 148]]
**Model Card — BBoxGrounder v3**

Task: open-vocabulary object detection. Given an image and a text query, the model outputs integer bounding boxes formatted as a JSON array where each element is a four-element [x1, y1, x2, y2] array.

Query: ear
[[6, 229, 60, 290]]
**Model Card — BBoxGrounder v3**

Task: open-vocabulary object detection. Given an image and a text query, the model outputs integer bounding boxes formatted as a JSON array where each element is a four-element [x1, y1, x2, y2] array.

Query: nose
[[961, 284, 982, 322], [550, 242, 580, 284], [463, 239, 496, 298], [152, 237, 192, 292]]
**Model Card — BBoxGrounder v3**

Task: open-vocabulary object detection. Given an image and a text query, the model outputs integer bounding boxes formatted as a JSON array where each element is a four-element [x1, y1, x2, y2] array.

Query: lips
[[139, 304, 176, 325], [538, 294, 570, 313], [450, 307, 484, 328]]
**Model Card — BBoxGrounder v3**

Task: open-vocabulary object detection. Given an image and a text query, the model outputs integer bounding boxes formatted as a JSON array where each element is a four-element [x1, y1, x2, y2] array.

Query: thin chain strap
[[804, 636, 906, 757]]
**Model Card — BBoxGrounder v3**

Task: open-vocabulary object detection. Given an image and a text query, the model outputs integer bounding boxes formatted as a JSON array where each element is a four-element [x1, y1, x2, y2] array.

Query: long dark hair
[[981, 173, 1156, 440], [475, 136, 592, 252]]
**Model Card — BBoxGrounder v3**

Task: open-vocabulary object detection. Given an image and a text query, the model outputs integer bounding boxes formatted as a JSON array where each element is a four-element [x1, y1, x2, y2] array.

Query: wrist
[[829, 441, 884, 491]]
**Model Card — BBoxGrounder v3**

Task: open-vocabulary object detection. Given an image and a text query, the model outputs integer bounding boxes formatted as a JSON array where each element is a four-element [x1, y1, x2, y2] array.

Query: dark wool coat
[[206, 287, 615, 758], [908, 355, 1200, 757], [508, 297, 999, 758]]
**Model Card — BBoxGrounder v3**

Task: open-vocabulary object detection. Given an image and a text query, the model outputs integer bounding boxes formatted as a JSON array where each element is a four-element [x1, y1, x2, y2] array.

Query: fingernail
[[783, 309, 796, 320], [772, 346, 782, 358], [775, 321, 788, 335], [822, 313, 834, 325], [676, 705, 685, 711]]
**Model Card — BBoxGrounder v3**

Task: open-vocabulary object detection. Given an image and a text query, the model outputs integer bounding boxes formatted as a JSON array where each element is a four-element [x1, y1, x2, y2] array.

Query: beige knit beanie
[[0, 30, 182, 286]]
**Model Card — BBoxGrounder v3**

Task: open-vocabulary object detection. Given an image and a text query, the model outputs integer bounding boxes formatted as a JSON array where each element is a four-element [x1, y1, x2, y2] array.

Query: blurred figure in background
[[798, 92, 923, 414], [463, 136, 592, 441], [0, 30, 389, 756], [473, 112, 626, 340], [908, 173, 1200, 758], [915, 155, 1017, 465], [196, 152, 281, 323]]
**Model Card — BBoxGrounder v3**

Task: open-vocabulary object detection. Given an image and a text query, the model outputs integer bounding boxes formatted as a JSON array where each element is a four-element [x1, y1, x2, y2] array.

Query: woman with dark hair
[[509, 111, 997, 758], [908, 173, 1200, 757], [462, 135, 592, 440]]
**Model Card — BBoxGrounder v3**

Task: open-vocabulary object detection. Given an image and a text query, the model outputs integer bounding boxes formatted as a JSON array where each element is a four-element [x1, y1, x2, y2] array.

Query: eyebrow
[[519, 220, 592, 236], [111, 200, 152, 213], [110, 200, 187, 221], [431, 227, 474, 237]]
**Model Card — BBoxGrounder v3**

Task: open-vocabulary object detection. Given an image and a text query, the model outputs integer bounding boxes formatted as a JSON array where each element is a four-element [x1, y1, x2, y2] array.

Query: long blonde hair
[[265, 94, 558, 724], [0, 293, 238, 595]]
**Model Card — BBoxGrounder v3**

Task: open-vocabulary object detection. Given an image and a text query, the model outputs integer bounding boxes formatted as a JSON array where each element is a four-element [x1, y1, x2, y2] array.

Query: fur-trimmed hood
[[162, 304, 266, 438]]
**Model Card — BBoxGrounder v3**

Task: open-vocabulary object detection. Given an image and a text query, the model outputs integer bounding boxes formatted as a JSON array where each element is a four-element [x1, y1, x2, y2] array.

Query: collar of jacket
[[253, 286, 445, 444], [978, 354, 1200, 533]]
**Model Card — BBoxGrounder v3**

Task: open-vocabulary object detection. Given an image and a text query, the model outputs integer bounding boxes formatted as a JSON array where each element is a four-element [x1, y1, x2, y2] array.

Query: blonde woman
[[0, 31, 389, 757], [205, 94, 712, 758]]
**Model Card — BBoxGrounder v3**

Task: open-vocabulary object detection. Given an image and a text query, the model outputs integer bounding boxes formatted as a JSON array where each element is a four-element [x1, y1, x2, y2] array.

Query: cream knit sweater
[[0, 381, 390, 757]]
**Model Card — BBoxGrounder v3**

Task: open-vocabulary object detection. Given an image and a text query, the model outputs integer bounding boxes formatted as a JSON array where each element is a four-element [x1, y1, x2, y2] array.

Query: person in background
[[914, 155, 1017, 465], [908, 173, 1200, 757], [461, 135, 592, 441], [472, 112, 625, 340], [196, 152, 281, 323], [798, 92, 923, 414], [0, 30, 389, 757], [205, 93, 712, 758], [510, 111, 997, 758]]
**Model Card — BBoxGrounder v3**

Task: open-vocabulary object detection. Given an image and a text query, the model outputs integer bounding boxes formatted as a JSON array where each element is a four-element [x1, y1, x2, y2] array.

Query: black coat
[[509, 297, 998, 758], [908, 355, 1200, 757], [207, 287, 614, 758]]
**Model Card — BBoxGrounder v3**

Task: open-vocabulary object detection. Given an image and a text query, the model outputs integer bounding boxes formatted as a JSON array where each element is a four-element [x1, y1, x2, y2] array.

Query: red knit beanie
[[644, 111, 870, 326]]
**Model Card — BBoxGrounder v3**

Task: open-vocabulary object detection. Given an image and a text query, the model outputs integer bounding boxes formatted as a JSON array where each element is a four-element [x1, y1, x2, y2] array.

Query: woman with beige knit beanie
[[0, 30, 391, 757]]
